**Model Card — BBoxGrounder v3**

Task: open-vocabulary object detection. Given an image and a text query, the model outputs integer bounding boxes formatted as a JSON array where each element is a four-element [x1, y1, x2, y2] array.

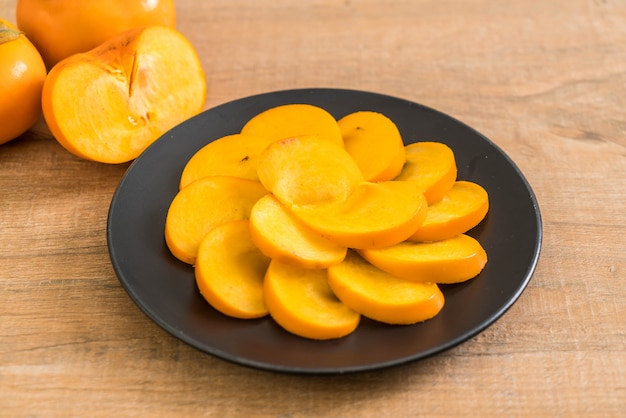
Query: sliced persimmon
[[338, 111, 406, 182], [327, 251, 445, 324], [249, 194, 347, 269], [164, 176, 267, 265], [41, 25, 206, 163], [359, 234, 487, 284], [264, 260, 360, 340], [410, 181, 489, 242], [394, 142, 457, 204], [180, 133, 273, 189], [291, 181, 428, 249], [195, 220, 270, 319], [241, 103, 344, 147], [257, 135, 363, 206]]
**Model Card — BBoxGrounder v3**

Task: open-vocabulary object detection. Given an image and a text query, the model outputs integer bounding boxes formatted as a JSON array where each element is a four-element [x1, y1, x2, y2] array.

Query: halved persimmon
[[338, 111, 406, 182], [394, 142, 457, 204], [241, 103, 344, 147], [42, 25, 206, 164], [195, 220, 270, 319], [264, 260, 360, 340], [328, 251, 445, 324]]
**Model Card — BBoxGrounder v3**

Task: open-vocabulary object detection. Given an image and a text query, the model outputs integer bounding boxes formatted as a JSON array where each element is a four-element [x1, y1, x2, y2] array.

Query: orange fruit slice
[[165, 176, 266, 264], [257, 135, 363, 206], [394, 142, 457, 204], [328, 251, 445, 324], [42, 25, 206, 163], [291, 181, 429, 249], [241, 103, 344, 147], [358, 234, 487, 284], [264, 260, 360, 340], [195, 220, 271, 319], [180, 133, 271, 189], [409, 181, 489, 242], [249, 194, 347, 269], [338, 111, 406, 181]]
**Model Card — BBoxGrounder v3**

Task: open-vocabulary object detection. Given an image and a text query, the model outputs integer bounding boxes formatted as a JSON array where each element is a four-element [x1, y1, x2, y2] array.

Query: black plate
[[107, 88, 542, 374]]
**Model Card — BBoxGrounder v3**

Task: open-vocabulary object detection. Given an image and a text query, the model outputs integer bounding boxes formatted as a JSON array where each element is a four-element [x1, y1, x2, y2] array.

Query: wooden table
[[1, 0, 624, 416]]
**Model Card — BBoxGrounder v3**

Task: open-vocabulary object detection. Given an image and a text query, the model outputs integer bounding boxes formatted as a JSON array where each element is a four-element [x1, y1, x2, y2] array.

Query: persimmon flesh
[[42, 25, 206, 164]]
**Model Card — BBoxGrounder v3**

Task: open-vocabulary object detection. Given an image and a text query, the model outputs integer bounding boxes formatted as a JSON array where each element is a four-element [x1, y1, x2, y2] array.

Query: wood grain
[[1, 0, 624, 416]]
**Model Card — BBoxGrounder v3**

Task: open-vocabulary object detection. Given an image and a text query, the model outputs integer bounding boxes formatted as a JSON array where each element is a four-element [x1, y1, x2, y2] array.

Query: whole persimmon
[[0, 19, 47, 145], [16, 0, 176, 69]]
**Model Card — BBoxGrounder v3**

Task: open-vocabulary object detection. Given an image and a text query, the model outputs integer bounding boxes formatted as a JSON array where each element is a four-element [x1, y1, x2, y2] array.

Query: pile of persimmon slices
[[164, 104, 489, 340]]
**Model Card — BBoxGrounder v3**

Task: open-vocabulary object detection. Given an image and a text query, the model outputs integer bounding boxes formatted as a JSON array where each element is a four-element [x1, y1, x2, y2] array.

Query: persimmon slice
[[164, 176, 267, 264], [327, 251, 445, 324], [338, 111, 406, 181], [264, 260, 360, 340], [42, 25, 206, 163], [291, 181, 428, 249], [195, 220, 270, 319], [358, 234, 487, 284], [241, 103, 344, 147], [257, 135, 363, 206], [180, 133, 272, 189], [249, 194, 347, 269], [394, 142, 457, 204], [410, 181, 489, 242]]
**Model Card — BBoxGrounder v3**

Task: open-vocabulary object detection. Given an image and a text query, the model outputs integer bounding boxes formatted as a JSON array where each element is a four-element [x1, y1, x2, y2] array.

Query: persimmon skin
[[16, 0, 176, 70], [0, 19, 46, 145]]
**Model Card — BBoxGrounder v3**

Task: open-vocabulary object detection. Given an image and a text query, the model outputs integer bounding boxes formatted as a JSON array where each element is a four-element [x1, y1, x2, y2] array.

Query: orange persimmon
[[42, 25, 206, 164], [249, 194, 347, 269], [338, 111, 406, 181], [17, 0, 176, 70], [328, 251, 445, 324], [195, 220, 271, 319], [409, 181, 489, 242], [395, 142, 457, 204], [241, 103, 344, 147], [0, 19, 46, 145], [165, 176, 266, 265], [264, 260, 360, 340], [359, 234, 488, 284]]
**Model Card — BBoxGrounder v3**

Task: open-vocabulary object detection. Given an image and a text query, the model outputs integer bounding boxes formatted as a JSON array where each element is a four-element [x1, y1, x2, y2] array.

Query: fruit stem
[[0, 24, 22, 45]]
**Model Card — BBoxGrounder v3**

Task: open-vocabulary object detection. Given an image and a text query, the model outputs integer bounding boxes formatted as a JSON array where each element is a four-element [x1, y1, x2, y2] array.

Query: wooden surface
[[1, 0, 625, 416]]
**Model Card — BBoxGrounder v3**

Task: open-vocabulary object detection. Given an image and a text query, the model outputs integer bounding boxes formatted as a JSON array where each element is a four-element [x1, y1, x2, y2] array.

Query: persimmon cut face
[[42, 25, 206, 164]]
